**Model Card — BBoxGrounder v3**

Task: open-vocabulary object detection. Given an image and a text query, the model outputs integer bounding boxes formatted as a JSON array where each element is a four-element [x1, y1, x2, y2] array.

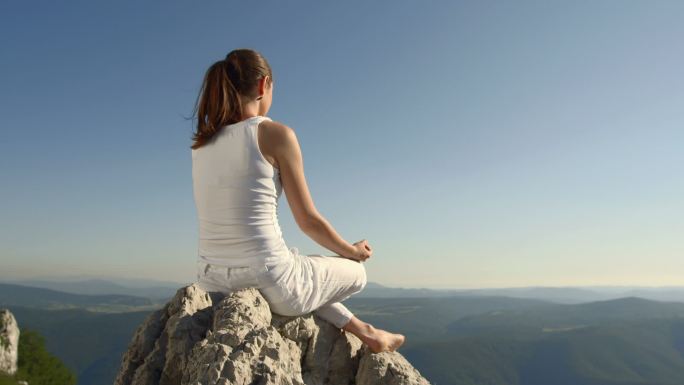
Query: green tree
[[13, 328, 77, 385]]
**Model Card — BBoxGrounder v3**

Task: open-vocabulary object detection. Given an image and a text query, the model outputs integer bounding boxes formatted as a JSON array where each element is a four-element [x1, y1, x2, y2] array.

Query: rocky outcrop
[[0, 309, 20, 376], [115, 283, 430, 385]]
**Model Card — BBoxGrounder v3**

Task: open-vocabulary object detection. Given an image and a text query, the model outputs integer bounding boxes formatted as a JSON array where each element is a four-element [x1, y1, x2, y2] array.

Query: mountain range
[[2, 278, 684, 385]]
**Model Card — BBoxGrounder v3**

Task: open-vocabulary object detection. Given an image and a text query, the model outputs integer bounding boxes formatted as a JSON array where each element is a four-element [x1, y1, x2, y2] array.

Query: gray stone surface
[[0, 309, 20, 376], [115, 283, 430, 385]]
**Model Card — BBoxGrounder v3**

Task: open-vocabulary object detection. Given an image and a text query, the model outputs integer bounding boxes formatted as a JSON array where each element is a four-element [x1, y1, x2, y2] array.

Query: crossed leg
[[289, 253, 405, 353]]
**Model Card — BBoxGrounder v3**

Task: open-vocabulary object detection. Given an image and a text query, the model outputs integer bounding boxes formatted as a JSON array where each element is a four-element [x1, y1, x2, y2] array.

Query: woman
[[189, 48, 404, 353]]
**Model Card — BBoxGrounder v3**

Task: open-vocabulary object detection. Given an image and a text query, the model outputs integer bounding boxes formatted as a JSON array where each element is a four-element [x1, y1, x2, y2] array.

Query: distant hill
[[0, 278, 180, 301], [358, 282, 684, 304], [446, 296, 684, 337], [404, 317, 684, 385], [5, 276, 684, 304], [0, 283, 157, 312], [397, 297, 684, 385]]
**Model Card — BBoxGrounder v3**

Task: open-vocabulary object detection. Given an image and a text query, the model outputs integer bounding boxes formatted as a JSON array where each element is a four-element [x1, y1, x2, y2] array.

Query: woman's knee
[[354, 262, 367, 293]]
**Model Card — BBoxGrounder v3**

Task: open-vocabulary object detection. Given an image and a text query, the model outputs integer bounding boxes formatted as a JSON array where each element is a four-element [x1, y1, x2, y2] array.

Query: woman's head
[[190, 48, 273, 149]]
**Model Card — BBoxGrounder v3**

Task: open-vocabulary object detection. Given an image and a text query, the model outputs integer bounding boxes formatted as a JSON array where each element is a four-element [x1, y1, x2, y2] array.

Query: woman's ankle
[[361, 322, 376, 339], [343, 317, 376, 341]]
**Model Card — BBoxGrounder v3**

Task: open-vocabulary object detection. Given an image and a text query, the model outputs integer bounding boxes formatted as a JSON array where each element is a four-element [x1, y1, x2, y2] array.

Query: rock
[[0, 309, 20, 376], [115, 283, 430, 385], [357, 350, 430, 385]]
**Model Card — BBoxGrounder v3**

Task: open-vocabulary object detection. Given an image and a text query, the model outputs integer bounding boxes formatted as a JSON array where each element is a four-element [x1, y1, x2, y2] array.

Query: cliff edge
[[114, 283, 430, 385]]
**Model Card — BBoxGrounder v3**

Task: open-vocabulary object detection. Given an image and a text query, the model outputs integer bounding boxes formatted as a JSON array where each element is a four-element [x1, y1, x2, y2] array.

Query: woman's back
[[191, 115, 291, 267], [190, 49, 402, 352]]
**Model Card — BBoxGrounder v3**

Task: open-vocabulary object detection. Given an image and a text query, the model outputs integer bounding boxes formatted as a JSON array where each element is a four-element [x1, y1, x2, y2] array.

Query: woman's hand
[[350, 239, 373, 262]]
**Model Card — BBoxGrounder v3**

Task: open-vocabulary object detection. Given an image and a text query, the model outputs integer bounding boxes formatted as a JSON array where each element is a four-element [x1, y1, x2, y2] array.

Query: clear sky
[[1, 1, 682, 289]]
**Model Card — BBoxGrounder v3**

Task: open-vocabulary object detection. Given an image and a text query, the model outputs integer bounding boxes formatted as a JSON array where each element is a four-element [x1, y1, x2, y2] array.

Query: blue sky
[[1, 1, 682, 288]]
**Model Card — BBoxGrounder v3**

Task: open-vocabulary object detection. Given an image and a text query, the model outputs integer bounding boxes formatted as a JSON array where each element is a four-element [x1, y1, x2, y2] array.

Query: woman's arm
[[261, 120, 359, 260]]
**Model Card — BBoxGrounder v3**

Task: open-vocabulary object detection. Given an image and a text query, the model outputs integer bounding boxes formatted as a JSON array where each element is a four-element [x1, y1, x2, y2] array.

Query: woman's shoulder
[[261, 118, 294, 133], [259, 119, 298, 143], [257, 118, 301, 163]]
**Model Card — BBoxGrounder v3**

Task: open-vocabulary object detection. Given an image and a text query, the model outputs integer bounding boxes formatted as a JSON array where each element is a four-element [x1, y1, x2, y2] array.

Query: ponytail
[[189, 49, 273, 150]]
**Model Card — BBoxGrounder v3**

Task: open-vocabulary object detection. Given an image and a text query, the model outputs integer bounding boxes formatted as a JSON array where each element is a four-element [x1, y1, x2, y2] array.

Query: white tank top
[[191, 115, 291, 267]]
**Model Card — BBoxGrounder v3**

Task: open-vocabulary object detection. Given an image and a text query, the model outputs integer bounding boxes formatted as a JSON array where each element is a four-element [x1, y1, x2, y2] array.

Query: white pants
[[196, 247, 367, 329]]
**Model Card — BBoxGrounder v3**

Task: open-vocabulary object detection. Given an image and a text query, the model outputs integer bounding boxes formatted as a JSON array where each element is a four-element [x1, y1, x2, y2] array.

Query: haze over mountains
[[3, 276, 684, 304], [0, 277, 183, 301], [361, 282, 684, 303]]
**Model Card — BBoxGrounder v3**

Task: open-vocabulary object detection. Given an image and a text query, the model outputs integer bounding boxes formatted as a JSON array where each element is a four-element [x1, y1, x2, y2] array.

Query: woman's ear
[[254, 77, 264, 100], [258, 75, 270, 98]]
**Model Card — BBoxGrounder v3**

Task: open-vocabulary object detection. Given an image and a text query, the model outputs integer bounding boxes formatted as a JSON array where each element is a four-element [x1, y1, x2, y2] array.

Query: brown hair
[[189, 49, 273, 150]]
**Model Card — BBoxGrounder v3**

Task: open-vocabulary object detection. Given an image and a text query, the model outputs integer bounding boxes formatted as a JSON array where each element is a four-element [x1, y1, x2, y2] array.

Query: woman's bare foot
[[342, 316, 405, 353], [365, 326, 405, 353]]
